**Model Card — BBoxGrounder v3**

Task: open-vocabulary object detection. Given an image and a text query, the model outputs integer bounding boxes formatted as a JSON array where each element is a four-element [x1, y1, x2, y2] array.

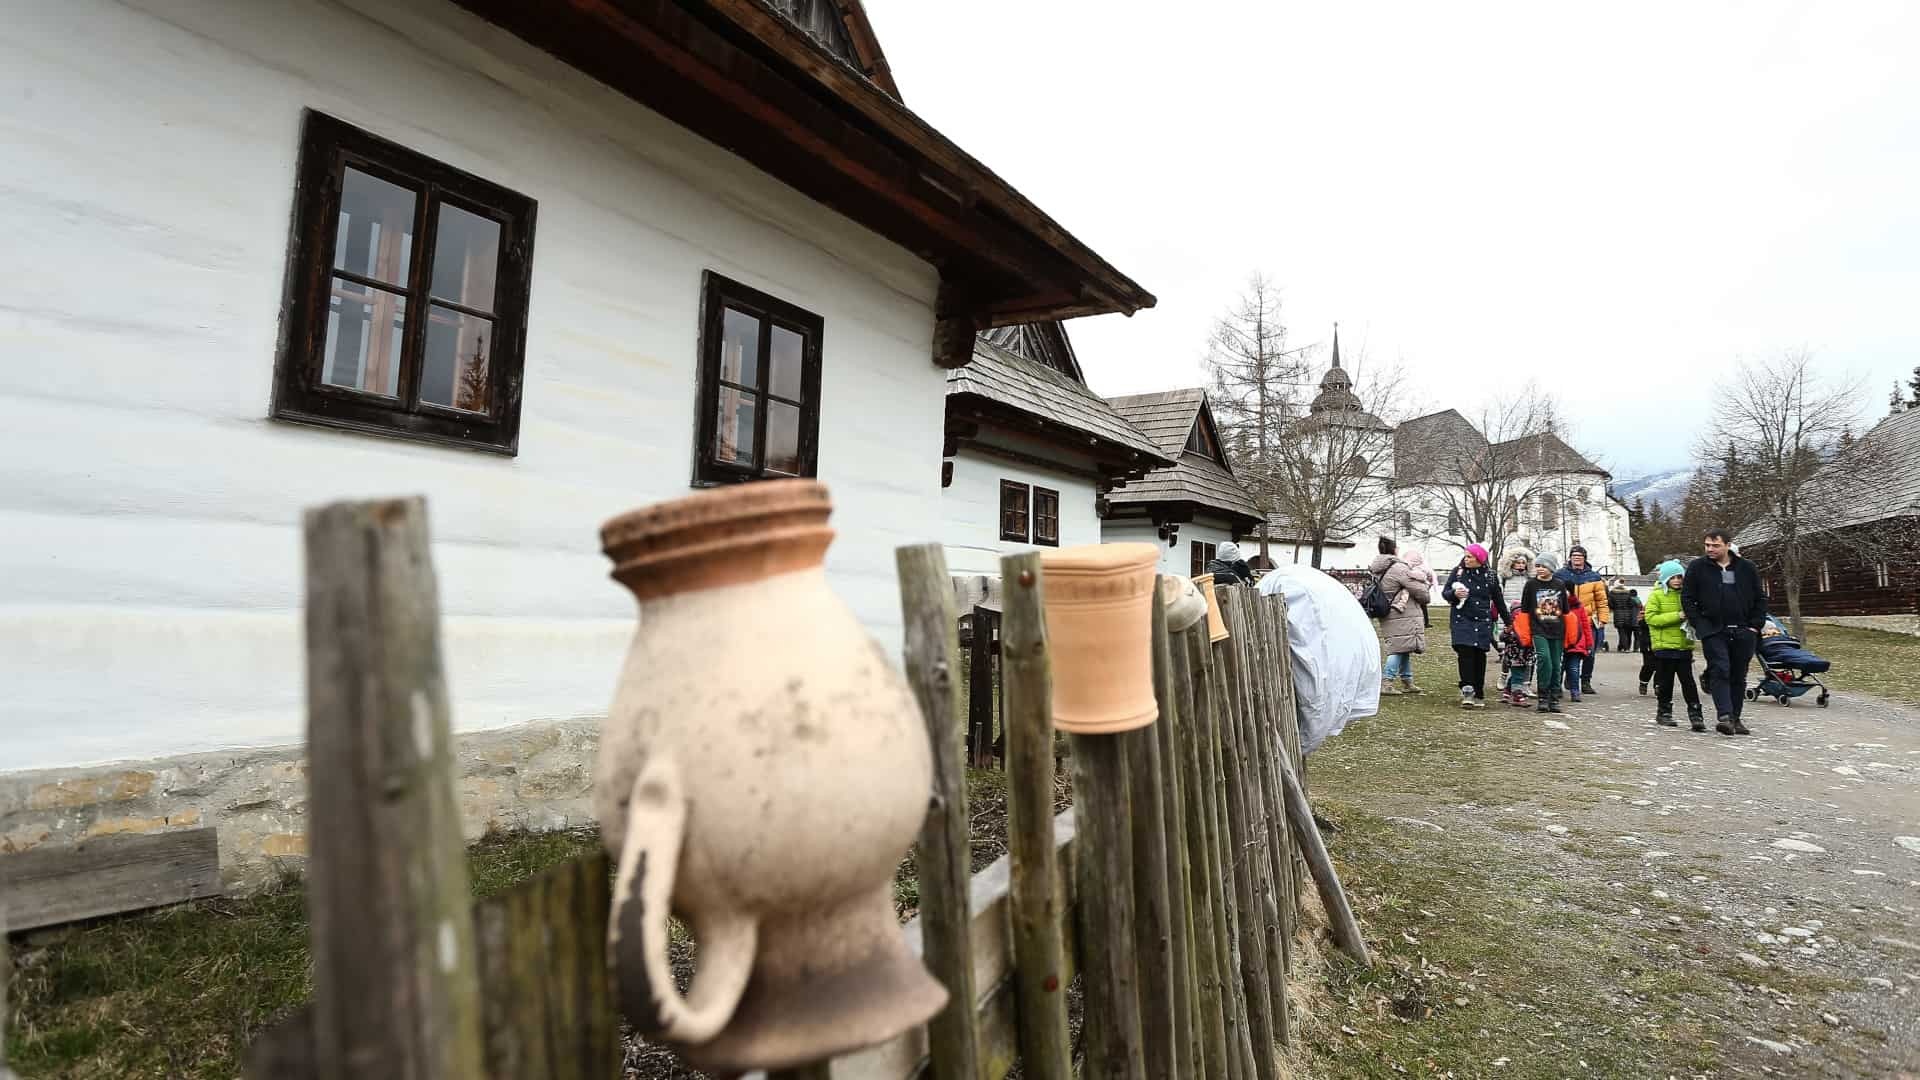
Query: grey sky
[[868, 1, 1920, 476]]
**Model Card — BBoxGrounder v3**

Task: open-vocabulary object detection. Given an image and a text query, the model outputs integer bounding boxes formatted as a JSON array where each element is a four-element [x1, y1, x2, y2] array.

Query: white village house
[[1101, 390, 1267, 578], [942, 324, 1170, 576], [0, 0, 1152, 882]]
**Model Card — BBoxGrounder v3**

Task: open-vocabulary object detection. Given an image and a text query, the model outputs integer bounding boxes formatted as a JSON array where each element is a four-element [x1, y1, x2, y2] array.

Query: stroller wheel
[[1744, 687, 1759, 702], [1817, 692, 1830, 708], [1775, 695, 1789, 706]]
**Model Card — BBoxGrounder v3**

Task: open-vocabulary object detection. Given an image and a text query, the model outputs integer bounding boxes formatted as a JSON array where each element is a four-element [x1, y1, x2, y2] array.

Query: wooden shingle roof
[[1105, 390, 1264, 524], [1741, 407, 1920, 545], [947, 339, 1169, 464]]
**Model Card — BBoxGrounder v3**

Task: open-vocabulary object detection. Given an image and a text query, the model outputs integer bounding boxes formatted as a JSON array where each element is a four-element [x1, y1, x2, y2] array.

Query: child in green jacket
[[1643, 559, 1704, 730]]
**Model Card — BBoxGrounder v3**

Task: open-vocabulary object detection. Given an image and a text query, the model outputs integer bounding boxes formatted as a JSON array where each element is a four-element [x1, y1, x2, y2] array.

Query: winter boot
[[1535, 696, 1551, 714], [1402, 678, 1424, 695], [1548, 690, 1565, 714], [1731, 716, 1751, 736], [1715, 715, 1736, 737], [1687, 705, 1706, 733], [1582, 679, 1597, 696], [1655, 705, 1678, 727], [1382, 680, 1403, 696], [1638, 680, 1649, 696]]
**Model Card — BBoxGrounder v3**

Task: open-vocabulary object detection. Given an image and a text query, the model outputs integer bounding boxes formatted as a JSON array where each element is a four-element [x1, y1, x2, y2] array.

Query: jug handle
[[609, 757, 757, 1043]]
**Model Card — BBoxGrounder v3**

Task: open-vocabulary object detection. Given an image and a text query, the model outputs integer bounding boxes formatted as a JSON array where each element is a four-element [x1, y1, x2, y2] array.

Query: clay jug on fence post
[[1041, 543, 1161, 733], [1192, 573, 1231, 642], [595, 479, 947, 1073]]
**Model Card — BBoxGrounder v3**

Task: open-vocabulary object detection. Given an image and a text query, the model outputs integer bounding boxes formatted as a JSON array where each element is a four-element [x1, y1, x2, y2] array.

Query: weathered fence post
[[1212, 590, 1280, 1080], [999, 553, 1073, 1080], [1192, 631, 1256, 1080], [968, 605, 997, 768], [1233, 591, 1291, 1045], [1170, 627, 1231, 1079], [1276, 754, 1371, 967], [896, 545, 983, 1080], [1246, 596, 1296, 1018], [1, 910, 10, 1080], [302, 497, 484, 1080], [1069, 731, 1147, 1080], [1148, 581, 1197, 1078]]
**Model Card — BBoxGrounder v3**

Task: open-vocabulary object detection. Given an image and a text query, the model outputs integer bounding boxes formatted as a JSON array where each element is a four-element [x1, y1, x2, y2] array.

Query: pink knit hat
[[1465, 543, 1491, 566]]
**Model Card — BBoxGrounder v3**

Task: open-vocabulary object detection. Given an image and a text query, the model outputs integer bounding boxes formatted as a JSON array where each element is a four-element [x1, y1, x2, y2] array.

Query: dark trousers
[[1653, 654, 1701, 711], [1454, 645, 1488, 697], [1564, 652, 1588, 692], [1701, 629, 1758, 719], [1638, 648, 1657, 685]]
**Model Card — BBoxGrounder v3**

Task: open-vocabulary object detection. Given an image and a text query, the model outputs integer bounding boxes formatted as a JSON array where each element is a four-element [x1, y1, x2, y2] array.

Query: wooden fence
[[245, 500, 1364, 1079]]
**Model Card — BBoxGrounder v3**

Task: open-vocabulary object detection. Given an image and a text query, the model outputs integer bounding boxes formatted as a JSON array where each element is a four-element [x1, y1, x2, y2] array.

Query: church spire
[[1330, 322, 1341, 370]]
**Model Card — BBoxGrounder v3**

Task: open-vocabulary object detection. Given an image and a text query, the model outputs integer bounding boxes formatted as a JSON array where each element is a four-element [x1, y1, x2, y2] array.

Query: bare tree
[[1394, 385, 1583, 558], [1204, 274, 1312, 561], [1703, 349, 1892, 639], [1256, 345, 1403, 567]]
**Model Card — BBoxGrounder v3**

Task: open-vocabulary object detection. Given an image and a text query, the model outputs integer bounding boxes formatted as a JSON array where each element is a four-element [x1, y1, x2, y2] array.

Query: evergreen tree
[[1909, 365, 1920, 408], [1894, 381, 1909, 416]]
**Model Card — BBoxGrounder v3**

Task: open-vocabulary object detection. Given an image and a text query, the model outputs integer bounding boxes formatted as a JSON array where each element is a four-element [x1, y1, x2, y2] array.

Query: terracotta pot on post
[[1041, 543, 1161, 734], [1193, 573, 1231, 642], [595, 479, 946, 1072]]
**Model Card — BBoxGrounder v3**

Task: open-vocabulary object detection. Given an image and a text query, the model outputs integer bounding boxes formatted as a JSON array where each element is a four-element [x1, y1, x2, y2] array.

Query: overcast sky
[[867, 1, 1920, 477]]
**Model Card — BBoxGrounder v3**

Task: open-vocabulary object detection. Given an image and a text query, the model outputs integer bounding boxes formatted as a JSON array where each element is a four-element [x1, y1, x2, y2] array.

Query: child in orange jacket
[[1566, 601, 1596, 702]]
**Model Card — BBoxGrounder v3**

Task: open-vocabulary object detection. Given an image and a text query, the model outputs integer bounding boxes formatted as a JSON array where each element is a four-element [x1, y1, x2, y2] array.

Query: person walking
[[1555, 545, 1611, 695], [1626, 590, 1660, 694], [1206, 540, 1255, 585], [1443, 543, 1508, 709], [1515, 552, 1578, 714], [1609, 581, 1642, 653], [1372, 540, 1432, 695], [1642, 559, 1705, 730], [1682, 529, 1769, 736], [1496, 547, 1536, 707]]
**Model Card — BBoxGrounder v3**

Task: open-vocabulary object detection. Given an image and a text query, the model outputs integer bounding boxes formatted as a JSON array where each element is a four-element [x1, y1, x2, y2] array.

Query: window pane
[[766, 400, 801, 475], [720, 307, 761, 388], [335, 168, 416, 287], [714, 387, 756, 466], [769, 324, 804, 400], [422, 304, 494, 413], [430, 203, 501, 313], [323, 276, 406, 397]]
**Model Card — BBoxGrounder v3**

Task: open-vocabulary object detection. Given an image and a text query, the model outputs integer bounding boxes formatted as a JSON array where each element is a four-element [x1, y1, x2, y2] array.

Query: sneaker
[[1548, 696, 1564, 714], [1382, 680, 1403, 696], [1715, 716, 1736, 736], [1569, 690, 1582, 703]]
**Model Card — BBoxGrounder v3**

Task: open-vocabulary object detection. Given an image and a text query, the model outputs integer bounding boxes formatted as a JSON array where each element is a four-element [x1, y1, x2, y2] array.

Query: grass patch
[[1800, 624, 1920, 706]]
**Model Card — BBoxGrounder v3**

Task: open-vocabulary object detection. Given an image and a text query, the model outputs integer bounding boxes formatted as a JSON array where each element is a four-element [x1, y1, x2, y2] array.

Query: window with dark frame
[[1190, 540, 1216, 578], [1032, 487, 1060, 546], [1876, 561, 1891, 588], [1818, 561, 1831, 593], [694, 272, 824, 485], [272, 111, 537, 454], [999, 481, 1031, 542]]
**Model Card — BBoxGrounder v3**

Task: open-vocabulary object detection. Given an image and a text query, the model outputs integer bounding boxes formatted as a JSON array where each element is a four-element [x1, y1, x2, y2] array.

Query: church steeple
[[1330, 322, 1341, 371]]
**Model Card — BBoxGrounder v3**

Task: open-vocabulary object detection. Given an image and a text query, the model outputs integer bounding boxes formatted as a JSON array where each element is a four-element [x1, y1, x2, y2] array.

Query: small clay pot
[[1194, 573, 1231, 642], [1162, 574, 1208, 633], [596, 479, 946, 1071], [1041, 543, 1160, 734]]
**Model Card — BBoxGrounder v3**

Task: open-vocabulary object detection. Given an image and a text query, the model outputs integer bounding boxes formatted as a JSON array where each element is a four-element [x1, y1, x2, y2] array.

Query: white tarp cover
[[1258, 565, 1380, 753]]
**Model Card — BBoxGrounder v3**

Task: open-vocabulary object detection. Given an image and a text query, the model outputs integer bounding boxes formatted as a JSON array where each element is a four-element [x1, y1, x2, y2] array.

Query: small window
[[1191, 540, 1217, 578], [1032, 487, 1060, 546], [999, 481, 1031, 542], [1876, 561, 1891, 588], [1186, 418, 1219, 459], [1818, 561, 1831, 593], [694, 273, 824, 485], [273, 112, 537, 454], [1541, 494, 1560, 530]]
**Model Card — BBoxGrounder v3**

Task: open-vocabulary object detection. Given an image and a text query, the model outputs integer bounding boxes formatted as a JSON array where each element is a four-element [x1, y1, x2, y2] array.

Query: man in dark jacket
[[1681, 528, 1769, 736], [1205, 540, 1255, 586]]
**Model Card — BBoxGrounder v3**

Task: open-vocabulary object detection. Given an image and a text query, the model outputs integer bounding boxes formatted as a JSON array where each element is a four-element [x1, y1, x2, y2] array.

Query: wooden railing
[[246, 501, 1364, 1079]]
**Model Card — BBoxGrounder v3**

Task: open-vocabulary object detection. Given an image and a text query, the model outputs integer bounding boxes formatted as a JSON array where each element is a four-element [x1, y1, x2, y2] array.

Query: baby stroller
[[1745, 615, 1832, 708]]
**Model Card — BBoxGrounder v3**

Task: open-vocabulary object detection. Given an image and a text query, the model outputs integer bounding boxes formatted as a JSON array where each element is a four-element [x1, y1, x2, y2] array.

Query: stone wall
[[0, 719, 601, 894]]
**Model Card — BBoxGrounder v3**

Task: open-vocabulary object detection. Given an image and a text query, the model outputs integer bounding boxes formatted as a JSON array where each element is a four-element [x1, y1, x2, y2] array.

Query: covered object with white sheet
[[1257, 565, 1381, 753]]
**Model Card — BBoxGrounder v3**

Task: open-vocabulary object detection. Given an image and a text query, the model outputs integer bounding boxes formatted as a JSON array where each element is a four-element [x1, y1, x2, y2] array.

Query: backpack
[[1359, 572, 1394, 620]]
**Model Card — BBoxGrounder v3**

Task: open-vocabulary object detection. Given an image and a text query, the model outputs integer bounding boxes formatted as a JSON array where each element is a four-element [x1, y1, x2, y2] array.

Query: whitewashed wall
[[0, 0, 946, 771], [1100, 516, 1240, 578], [941, 445, 1099, 576]]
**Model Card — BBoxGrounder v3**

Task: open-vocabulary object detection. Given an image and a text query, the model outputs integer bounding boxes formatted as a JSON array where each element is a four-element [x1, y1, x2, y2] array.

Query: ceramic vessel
[[1162, 574, 1208, 633], [595, 479, 946, 1072], [1194, 573, 1231, 642], [1040, 543, 1160, 734]]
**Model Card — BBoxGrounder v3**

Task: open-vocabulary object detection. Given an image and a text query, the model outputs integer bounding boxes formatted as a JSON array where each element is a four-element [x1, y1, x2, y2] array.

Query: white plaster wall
[[1100, 517, 1240, 579], [0, 0, 945, 771], [941, 447, 1099, 577]]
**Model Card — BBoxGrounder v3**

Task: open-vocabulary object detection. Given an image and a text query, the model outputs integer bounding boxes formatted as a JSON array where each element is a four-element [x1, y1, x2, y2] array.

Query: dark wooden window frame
[[272, 111, 538, 455], [1032, 486, 1060, 547], [692, 272, 825, 486], [1191, 539, 1217, 578], [999, 480, 1031, 543]]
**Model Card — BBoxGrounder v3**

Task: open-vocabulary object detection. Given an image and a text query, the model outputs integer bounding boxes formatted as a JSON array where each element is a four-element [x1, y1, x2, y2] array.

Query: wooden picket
[[243, 502, 1363, 1079]]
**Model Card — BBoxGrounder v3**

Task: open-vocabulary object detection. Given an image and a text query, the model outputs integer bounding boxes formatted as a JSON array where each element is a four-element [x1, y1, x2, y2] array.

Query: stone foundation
[[0, 719, 602, 894], [1806, 614, 1920, 637]]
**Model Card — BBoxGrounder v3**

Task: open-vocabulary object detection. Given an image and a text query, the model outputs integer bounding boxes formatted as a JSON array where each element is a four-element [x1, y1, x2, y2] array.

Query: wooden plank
[[1262, 594, 1310, 913], [1241, 596, 1293, 1042], [1211, 591, 1279, 1080], [895, 544, 982, 1080], [1069, 732, 1146, 1080], [1276, 755, 1371, 967], [1150, 580, 1199, 1079], [1172, 628, 1231, 1079], [1189, 631, 1251, 1080], [0, 828, 220, 932], [1202, 631, 1258, 1080], [302, 497, 484, 1080], [998, 552, 1073, 1080], [472, 853, 618, 1080]]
